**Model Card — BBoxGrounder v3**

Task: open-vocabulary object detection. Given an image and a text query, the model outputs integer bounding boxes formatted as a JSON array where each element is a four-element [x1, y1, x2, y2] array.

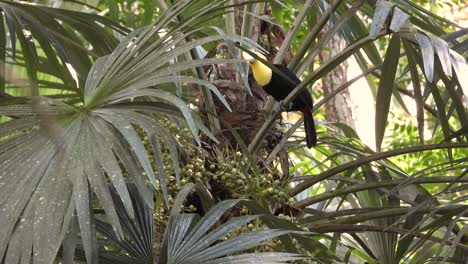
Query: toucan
[[243, 51, 317, 148]]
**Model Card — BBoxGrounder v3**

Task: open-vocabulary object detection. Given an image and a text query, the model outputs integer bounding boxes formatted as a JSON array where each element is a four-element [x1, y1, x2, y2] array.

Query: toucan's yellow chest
[[251, 61, 272, 86]]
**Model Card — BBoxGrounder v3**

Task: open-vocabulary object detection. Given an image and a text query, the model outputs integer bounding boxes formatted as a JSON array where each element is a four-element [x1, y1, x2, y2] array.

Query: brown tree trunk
[[319, 35, 356, 130]]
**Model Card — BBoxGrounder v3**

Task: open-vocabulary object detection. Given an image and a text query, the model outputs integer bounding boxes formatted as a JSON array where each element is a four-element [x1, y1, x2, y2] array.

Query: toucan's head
[[242, 51, 272, 86]]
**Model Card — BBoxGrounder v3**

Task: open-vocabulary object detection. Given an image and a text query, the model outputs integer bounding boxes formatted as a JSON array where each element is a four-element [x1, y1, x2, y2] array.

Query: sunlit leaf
[[389, 7, 410, 33], [369, 0, 393, 39], [415, 32, 435, 82]]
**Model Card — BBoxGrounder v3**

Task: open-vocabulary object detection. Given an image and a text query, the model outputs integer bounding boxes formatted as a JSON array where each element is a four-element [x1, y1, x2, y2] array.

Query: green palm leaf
[[0, 1, 260, 263], [161, 194, 305, 264], [0, 1, 125, 98]]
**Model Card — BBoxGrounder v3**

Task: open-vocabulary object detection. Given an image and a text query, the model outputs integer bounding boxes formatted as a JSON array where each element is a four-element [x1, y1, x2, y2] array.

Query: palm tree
[[0, 0, 466, 263]]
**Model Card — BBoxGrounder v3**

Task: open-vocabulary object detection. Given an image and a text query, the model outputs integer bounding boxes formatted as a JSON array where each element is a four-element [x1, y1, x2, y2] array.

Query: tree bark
[[319, 34, 356, 130]]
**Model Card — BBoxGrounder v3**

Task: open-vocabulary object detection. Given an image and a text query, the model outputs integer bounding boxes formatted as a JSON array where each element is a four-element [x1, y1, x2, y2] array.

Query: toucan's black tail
[[303, 109, 317, 148]]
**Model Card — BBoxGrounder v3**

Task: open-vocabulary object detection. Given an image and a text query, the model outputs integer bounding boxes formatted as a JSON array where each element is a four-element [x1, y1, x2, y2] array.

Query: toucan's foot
[[271, 103, 283, 117], [279, 100, 293, 112], [271, 101, 289, 117], [271, 107, 280, 117]]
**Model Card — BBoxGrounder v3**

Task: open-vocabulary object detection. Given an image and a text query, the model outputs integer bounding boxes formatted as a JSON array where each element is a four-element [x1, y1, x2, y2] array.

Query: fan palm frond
[[0, 1, 259, 263], [160, 183, 306, 264]]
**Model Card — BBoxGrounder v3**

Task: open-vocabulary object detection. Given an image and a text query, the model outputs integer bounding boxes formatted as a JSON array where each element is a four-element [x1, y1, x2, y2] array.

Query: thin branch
[[225, 1, 236, 35], [240, 2, 255, 38], [396, 87, 439, 118]]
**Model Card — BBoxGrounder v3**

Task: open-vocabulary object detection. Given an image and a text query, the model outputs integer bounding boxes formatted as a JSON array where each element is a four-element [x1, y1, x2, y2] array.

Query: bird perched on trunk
[[243, 51, 317, 148]]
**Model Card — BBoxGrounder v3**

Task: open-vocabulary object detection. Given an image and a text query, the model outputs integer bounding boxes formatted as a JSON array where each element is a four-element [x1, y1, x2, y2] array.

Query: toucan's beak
[[242, 51, 255, 62]]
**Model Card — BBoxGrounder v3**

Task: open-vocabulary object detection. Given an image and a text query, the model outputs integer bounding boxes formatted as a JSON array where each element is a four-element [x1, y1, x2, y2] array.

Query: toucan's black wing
[[272, 64, 313, 112], [274, 64, 301, 86], [264, 64, 317, 147], [262, 64, 297, 101]]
